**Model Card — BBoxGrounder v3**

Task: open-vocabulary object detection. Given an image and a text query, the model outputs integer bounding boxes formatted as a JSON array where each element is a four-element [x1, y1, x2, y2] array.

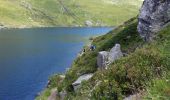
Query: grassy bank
[[37, 17, 170, 99], [0, 0, 142, 28]]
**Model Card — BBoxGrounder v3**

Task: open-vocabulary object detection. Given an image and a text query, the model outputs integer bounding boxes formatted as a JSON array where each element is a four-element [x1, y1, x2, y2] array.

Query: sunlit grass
[[0, 0, 142, 27]]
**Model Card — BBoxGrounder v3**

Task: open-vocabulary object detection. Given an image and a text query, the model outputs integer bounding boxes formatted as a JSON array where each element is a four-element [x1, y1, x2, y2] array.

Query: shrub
[[90, 44, 169, 99]]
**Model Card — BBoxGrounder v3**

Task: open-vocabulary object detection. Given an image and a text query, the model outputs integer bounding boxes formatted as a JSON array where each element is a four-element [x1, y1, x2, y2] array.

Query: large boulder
[[108, 44, 123, 65], [97, 44, 123, 69], [97, 51, 109, 69], [138, 0, 170, 41], [72, 74, 93, 91]]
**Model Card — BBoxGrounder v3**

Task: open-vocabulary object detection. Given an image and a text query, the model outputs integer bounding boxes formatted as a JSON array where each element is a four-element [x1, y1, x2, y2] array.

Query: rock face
[[108, 44, 123, 64], [72, 74, 93, 91], [97, 44, 123, 69], [85, 20, 93, 26], [138, 0, 170, 41], [97, 51, 109, 69]]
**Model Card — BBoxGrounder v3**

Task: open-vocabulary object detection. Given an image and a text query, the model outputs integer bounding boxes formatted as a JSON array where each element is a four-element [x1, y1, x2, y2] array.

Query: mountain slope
[[36, 17, 170, 99], [0, 0, 143, 28]]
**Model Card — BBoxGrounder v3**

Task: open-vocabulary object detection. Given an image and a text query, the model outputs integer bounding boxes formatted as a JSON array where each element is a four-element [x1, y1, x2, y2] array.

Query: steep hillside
[[37, 17, 170, 99], [0, 0, 143, 28], [36, 0, 170, 99]]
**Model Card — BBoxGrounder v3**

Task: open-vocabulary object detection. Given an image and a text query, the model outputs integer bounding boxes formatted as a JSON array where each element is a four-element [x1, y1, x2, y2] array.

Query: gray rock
[[85, 20, 93, 26], [72, 74, 93, 91], [0, 24, 5, 29], [97, 44, 123, 69], [97, 51, 109, 69], [108, 44, 123, 65], [59, 91, 67, 100], [123, 93, 141, 100], [138, 0, 170, 41], [20, 1, 32, 10]]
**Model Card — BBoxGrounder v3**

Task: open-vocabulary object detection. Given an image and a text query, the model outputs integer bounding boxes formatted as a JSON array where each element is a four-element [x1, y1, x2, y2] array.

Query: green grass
[[61, 17, 144, 93], [36, 17, 170, 99], [74, 21, 170, 99], [36, 74, 64, 100], [144, 76, 170, 100], [36, 16, 143, 99], [36, 88, 51, 100], [143, 25, 170, 100], [88, 45, 169, 99], [0, 0, 143, 27]]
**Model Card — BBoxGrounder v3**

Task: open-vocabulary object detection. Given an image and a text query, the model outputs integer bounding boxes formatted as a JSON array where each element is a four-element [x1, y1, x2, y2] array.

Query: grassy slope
[[75, 19, 170, 100], [0, 0, 142, 27], [0, 0, 35, 27], [37, 18, 170, 99]]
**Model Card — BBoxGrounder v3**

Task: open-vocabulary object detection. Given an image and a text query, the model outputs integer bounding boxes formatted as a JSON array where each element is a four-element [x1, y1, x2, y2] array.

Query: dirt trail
[[48, 88, 58, 100]]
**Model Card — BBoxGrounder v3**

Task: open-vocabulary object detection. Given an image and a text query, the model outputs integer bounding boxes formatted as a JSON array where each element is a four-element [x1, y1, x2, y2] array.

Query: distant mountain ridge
[[0, 0, 143, 28]]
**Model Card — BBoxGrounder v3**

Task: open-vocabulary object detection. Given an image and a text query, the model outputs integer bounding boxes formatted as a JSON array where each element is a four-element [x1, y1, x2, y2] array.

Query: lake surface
[[0, 27, 113, 100]]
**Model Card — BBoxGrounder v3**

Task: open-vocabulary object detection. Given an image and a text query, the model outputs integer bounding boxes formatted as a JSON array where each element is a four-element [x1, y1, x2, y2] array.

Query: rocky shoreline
[[37, 42, 125, 99], [0, 24, 7, 30], [0, 25, 115, 32]]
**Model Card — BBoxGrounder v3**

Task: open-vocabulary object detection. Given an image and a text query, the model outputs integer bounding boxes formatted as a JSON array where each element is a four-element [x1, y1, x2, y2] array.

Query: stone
[[138, 0, 170, 41], [123, 93, 141, 100], [58, 91, 67, 100], [97, 51, 109, 69], [108, 44, 123, 65], [20, 1, 32, 10], [85, 20, 93, 26], [97, 44, 123, 69], [0, 24, 5, 29], [72, 74, 93, 91]]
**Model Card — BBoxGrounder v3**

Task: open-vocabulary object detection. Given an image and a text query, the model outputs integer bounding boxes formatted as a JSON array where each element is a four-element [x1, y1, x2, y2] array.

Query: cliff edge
[[138, 0, 170, 41]]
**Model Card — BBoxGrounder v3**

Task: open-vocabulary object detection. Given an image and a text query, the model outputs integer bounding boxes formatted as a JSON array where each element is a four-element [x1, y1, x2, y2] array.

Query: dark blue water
[[0, 27, 112, 100]]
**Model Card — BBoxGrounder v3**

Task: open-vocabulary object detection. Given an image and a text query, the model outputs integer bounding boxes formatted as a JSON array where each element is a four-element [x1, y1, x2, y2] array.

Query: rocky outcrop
[[72, 74, 93, 91], [138, 0, 170, 41], [97, 51, 109, 69], [97, 44, 123, 69], [0, 24, 5, 29], [85, 20, 93, 26], [108, 44, 123, 64]]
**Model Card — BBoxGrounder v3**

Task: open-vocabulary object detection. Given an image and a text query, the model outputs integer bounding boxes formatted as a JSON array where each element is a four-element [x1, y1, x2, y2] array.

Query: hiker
[[90, 45, 96, 51]]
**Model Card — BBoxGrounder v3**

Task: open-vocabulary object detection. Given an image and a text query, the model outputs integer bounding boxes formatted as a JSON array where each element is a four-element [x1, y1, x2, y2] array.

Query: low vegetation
[[37, 17, 170, 99], [36, 74, 64, 100]]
